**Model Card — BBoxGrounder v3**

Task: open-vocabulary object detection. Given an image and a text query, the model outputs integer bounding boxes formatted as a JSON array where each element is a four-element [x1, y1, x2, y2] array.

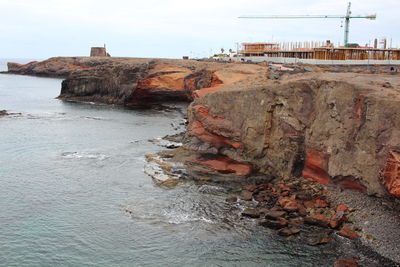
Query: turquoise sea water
[[0, 59, 389, 267]]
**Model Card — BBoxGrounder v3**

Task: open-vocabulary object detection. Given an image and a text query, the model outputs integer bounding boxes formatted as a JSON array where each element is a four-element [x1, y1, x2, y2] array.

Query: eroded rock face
[[183, 74, 400, 197]]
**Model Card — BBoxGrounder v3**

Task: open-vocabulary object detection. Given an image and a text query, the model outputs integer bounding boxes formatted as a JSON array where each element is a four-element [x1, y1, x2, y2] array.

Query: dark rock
[[263, 210, 286, 220], [278, 228, 301, 236], [307, 235, 332, 246], [306, 230, 333, 246], [288, 217, 304, 226], [296, 192, 313, 201], [382, 81, 393, 88], [0, 110, 8, 116], [241, 208, 260, 218], [244, 185, 258, 192], [304, 214, 330, 228], [225, 196, 237, 203], [240, 190, 253, 201], [258, 218, 288, 229]]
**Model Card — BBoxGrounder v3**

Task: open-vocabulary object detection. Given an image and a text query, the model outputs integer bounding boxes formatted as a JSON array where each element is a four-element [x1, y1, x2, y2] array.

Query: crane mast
[[239, 2, 376, 47]]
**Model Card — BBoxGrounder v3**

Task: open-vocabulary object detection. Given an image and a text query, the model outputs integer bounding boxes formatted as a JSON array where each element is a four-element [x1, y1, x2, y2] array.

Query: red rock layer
[[382, 151, 400, 197], [193, 157, 252, 176], [187, 121, 241, 149], [302, 149, 331, 184]]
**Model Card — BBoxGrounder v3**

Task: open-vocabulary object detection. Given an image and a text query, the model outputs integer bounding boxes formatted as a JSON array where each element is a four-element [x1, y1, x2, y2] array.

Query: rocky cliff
[[182, 72, 400, 198]]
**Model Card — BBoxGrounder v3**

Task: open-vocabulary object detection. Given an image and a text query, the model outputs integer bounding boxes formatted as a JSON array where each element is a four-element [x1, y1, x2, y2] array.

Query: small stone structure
[[90, 47, 108, 57]]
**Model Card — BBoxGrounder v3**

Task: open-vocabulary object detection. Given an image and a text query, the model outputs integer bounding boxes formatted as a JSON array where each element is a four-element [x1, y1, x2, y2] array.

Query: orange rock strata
[[193, 157, 252, 176], [302, 149, 331, 184]]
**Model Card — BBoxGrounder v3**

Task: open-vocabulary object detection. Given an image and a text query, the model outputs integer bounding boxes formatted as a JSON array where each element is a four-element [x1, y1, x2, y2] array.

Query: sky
[[0, 0, 398, 59]]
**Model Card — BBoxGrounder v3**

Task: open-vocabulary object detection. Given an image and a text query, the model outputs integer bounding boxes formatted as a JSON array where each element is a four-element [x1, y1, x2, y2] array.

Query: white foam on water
[[61, 151, 109, 160], [162, 210, 214, 225]]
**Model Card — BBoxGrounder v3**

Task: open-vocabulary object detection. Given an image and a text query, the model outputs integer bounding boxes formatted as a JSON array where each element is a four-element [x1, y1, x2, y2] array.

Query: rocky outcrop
[[6, 57, 266, 105], [183, 73, 400, 197], [57, 58, 265, 105], [6, 57, 95, 77]]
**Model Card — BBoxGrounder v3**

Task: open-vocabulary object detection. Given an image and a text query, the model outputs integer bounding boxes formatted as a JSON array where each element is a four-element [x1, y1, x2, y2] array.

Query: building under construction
[[237, 3, 400, 64], [239, 40, 400, 61]]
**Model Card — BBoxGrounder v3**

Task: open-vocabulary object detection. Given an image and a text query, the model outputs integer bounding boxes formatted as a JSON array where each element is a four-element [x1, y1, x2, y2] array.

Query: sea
[[0, 59, 385, 266]]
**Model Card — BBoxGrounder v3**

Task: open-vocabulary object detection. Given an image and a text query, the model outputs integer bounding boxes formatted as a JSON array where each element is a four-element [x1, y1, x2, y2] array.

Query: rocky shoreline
[[5, 57, 400, 266]]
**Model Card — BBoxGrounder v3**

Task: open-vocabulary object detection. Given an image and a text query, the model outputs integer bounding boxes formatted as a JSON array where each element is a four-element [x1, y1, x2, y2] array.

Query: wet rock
[[278, 227, 301, 236], [333, 258, 359, 267], [225, 196, 237, 203], [166, 144, 180, 149], [304, 214, 330, 228], [240, 190, 253, 201], [241, 208, 260, 218], [258, 218, 288, 229], [306, 230, 333, 246], [158, 178, 179, 188], [263, 210, 286, 220], [244, 185, 258, 192], [338, 224, 359, 239], [0, 110, 8, 116]]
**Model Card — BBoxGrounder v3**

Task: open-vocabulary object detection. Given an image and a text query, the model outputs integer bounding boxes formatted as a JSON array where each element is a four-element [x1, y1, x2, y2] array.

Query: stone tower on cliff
[[90, 44, 110, 57]]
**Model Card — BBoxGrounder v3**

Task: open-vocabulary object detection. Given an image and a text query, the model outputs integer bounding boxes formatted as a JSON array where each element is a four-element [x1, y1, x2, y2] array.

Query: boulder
[[278, 228, 301, 236], [304, 214, 330, 228], [240, 190, 253, 201], [338, 224, 359, 239], [241, 208, 260, 218], [225, 196, 237, 203], [258, 218, 288, 229]]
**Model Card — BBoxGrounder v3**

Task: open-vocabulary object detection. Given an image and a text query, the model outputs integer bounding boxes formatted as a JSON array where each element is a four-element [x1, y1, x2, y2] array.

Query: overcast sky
[[0, 0, 398, 59]]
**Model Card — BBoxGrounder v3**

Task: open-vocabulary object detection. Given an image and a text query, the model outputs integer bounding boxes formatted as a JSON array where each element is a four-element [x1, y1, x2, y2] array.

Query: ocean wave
[[61, 151, 109, 160]]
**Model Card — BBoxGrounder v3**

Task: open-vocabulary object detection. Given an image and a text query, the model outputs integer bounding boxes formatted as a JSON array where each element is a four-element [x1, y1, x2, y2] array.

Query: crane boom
[[239, 2, 376, 47], [239, 15, 376, 19]]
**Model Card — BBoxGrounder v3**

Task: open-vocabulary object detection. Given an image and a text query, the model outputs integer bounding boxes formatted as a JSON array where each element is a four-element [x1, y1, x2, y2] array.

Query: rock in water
[[241, 208, 260, 218]]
